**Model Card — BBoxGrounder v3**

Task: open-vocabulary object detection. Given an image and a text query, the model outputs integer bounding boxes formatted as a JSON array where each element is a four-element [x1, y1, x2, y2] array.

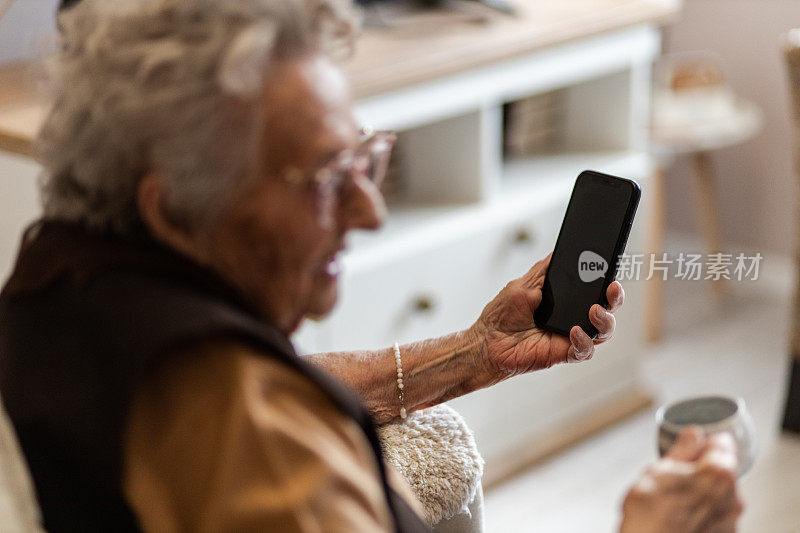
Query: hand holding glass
[[656, 395, 756, 476]]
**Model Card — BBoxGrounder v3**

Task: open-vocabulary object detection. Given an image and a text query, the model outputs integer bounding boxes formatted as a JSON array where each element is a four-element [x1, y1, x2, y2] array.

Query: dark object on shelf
[[459, 0, 515, 16], [357, 0, 516, 16], [59, 0, 80, 10], [503, 90, 565, 157], [781, 31, 800, 435], [782, 358, 800, 433]]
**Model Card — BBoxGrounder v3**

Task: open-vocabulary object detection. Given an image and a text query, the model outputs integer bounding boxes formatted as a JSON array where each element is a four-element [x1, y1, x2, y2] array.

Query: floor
[[483, 268, 800, 532]]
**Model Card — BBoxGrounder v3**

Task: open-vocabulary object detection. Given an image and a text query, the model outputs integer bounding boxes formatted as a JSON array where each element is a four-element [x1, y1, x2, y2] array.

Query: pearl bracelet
[[393, 342, 407, 420]]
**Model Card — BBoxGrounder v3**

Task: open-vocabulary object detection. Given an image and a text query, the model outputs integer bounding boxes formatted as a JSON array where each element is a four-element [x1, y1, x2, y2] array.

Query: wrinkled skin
[[621, 427, 743, 533], [471, 254, 624, 384]]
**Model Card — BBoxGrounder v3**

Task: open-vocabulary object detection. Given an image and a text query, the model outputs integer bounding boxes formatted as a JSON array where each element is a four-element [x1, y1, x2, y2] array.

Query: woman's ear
[[137, 172, 203, 260]]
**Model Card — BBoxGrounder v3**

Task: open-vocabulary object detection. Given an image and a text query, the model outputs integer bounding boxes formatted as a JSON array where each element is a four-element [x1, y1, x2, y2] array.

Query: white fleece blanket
[[377, 404, 484, 526]]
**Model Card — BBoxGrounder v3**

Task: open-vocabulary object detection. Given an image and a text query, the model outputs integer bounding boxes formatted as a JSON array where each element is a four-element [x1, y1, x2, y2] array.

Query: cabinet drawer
[[481, 202, 566, 290], [326, 236, 483, 351]]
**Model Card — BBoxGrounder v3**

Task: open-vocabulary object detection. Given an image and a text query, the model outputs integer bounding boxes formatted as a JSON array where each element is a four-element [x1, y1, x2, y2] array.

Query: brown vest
[[0, 221, 429, 533]]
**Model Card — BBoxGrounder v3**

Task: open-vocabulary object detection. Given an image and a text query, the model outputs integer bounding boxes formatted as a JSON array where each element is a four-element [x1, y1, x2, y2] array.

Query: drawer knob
[[413, 295, 436, 312], [514, 228, 534, 244]]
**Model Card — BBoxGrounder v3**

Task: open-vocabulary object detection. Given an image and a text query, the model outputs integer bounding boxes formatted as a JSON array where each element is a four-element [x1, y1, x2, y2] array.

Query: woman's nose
[[340, 175, 386, 231]]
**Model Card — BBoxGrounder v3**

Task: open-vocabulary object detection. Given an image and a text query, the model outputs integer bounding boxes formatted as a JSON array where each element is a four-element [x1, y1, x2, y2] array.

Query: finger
[[567, 325, 594, 363], [710, 493, 745, 533], [525, 286, 543, 315], [697, 486, 743, 533], [689, 436, 739, 526], [589, 304, 615, 343], [606, 281, 625, 313], [688, 460, 740, 533], [520, 253, 552, 290], [705, 432, 737, 457], [666, 426, 706, 461], [699, 432, 739, 474], [643, 459, 696, 493], [706, 512, 742, 533]]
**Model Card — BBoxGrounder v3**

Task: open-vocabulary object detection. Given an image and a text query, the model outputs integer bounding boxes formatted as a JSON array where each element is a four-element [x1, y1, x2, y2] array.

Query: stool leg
[[646, 166, 665, 343], [691, 151, 727, 297]]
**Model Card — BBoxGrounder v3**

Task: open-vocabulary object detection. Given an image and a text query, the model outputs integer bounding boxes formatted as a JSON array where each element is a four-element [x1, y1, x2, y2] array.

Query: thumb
[[521, 253, 552, 290], [525, 287, 543, 315], [666, 426, 706, 462]]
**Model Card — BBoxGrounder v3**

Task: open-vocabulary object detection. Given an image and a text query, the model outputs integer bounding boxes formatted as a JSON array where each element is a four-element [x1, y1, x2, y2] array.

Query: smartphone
[[533, 170, 641, 339]]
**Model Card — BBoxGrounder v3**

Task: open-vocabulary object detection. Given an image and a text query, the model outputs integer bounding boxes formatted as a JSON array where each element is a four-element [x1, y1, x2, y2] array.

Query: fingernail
[[574, 349, 591, 361], [710, 431, 736, 451], [682, 426, 706, 448]]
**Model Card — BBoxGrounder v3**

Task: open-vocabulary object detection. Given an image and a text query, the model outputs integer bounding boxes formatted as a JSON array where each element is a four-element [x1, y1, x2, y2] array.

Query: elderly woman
[[0, 0, 742, 531]]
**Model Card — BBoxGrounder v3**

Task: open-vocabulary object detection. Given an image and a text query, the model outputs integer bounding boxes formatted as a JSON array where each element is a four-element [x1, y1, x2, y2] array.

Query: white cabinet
[[321, 192, 564, 352], [294, 24, 661, 470]]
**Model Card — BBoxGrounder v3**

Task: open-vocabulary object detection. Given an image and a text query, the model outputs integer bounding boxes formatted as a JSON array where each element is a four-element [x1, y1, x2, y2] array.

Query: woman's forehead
[[262, 56, 358, 165], [265, 57, 352, 125]]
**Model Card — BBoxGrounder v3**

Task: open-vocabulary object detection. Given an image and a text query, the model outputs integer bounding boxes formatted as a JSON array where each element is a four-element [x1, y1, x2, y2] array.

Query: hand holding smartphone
[[533, 170, 640, 339]]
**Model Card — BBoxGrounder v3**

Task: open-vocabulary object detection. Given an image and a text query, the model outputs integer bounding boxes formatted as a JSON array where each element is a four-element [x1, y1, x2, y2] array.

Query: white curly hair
[[37, 0, 359, 234]]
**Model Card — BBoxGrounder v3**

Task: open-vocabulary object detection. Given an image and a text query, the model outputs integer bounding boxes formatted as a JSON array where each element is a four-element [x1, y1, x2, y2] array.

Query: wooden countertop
[[0, 0, 679, 158], [0, 62, 44, 157], [346, 0, 679, 98]]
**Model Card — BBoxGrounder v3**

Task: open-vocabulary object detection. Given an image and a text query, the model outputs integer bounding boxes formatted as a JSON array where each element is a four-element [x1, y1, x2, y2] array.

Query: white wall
[[0, 1, 55, 281], [662, 0, 800, 254], [0, 0, 59, 63]]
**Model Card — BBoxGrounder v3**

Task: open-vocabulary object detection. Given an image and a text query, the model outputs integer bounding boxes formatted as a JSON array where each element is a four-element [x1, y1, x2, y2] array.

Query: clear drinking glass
[[655, 395, 756, 476]]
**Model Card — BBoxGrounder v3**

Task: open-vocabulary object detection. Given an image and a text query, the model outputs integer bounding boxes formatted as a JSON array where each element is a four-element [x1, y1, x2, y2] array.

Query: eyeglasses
[[281, 127, 396, 203]]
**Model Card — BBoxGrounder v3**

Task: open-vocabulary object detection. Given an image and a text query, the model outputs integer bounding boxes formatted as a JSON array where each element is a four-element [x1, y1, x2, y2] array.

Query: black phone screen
[[533, 170, 640, 338]]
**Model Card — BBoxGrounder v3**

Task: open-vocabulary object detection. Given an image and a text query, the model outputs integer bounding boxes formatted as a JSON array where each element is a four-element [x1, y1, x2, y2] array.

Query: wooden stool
[[647, 96, 763, 343]]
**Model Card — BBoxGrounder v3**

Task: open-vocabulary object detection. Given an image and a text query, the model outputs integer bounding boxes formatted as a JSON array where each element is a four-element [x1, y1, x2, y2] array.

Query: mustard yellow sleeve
[[123, 340, 399, 533]]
